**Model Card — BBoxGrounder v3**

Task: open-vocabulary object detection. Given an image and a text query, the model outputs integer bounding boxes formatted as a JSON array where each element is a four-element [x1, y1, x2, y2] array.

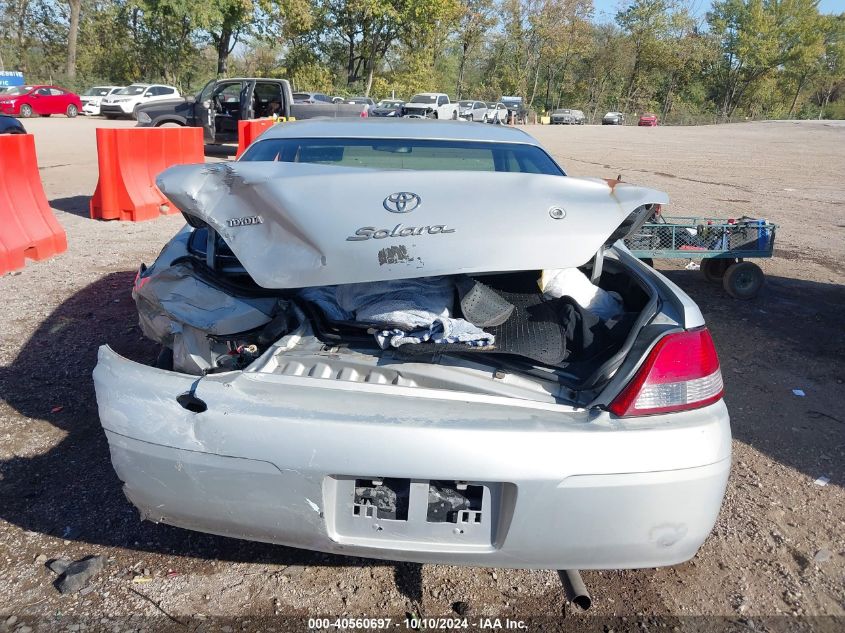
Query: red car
[[638, 113, 658, 126], [0, 85, 83, 118]]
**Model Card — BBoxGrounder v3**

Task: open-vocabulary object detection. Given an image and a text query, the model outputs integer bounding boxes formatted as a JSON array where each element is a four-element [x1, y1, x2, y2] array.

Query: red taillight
[[608, 328, 723, 417]]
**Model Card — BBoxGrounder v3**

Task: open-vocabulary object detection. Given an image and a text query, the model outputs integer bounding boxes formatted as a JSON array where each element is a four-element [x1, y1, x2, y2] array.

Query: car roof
[[261, 118, 541, 145]]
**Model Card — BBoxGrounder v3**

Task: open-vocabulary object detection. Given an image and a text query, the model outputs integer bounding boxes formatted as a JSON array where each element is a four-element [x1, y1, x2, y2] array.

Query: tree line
[[1, 0, 843, 122]]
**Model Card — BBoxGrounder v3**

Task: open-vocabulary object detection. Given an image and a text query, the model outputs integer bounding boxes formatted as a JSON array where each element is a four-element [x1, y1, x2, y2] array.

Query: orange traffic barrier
[[89, 127, 204, 222], [236, 119, 278, 158], [0, 134, 67, 275]]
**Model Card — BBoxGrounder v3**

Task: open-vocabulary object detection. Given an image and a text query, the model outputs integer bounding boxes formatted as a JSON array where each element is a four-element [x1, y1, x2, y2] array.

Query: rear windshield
[[240, 138, 565, 175]]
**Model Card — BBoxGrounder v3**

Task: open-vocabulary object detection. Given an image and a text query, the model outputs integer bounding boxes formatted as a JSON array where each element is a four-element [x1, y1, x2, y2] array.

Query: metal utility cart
[[624, 213, 777, 299]]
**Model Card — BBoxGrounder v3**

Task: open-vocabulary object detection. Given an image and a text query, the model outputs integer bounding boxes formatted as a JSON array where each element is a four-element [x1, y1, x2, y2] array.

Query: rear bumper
[[93, 345, 731, 569]]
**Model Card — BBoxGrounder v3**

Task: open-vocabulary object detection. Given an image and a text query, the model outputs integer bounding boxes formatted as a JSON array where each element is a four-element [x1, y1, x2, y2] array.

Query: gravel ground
[[0, 117, 843, 631]]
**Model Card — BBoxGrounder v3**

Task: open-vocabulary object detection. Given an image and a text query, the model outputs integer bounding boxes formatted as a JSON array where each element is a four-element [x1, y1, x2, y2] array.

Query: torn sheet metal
[[133, 230, 277, 342], [133, 229, 278, 372], [156, 162, 669, 289]]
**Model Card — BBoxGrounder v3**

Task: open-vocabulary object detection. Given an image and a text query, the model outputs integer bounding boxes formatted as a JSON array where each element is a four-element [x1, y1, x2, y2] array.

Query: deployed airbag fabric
[[539, 267, 623, 320]]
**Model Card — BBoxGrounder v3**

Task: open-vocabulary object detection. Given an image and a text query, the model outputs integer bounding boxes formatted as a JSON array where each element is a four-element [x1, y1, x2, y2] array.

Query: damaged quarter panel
[[156, 162, 668, 289], [133, 228, 278, 373]]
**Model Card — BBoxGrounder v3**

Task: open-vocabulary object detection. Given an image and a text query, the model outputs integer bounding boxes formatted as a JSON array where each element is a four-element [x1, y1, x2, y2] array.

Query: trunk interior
[[168, 260, 657, 408], [251, 262, 654, 406]]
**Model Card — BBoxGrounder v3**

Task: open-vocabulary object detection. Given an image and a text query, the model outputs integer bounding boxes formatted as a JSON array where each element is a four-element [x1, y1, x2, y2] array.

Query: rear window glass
[[240, 138, 565, 175]]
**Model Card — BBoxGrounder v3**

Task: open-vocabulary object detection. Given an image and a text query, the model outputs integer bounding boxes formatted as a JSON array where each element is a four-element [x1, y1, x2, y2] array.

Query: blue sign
[[0, 71, 25, 87]]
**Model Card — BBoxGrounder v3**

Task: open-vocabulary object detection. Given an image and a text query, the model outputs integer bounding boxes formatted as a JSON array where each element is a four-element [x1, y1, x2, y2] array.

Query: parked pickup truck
[[401, 93, 459, 119], [135, 78, 368, 144]]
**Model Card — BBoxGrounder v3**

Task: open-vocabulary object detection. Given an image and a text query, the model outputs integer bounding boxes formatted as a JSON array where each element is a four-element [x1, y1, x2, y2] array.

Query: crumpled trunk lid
[[157, 162, 667, 289]]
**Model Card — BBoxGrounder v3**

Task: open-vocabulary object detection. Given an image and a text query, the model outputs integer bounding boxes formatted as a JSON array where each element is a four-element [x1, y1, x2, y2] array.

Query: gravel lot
[[0, 117, 843, 630]]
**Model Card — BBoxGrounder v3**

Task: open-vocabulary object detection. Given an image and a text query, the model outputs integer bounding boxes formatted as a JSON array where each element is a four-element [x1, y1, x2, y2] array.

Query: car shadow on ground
[[50, 195, 91, 218], [0, 269, 842, 574], [660, 268, 845, 487], [0, 272, 419, 584]]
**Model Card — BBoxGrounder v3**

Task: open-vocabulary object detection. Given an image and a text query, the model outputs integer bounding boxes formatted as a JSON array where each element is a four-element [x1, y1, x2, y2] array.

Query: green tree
[[316, 0, 460, 95], [814, 13, 845, 117], [615, 0, 672, 112], [453, 0, 497, 99], [708, 0, 824, 119], [66, 0, 82, 77]]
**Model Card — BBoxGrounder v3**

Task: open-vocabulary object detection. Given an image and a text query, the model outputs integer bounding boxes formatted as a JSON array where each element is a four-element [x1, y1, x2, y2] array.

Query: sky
[[591, 0, 845, 23]]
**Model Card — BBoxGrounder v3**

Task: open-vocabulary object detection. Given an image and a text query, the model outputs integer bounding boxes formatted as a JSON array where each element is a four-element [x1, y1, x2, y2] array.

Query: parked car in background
[[550, 108, 585, 125], [293, 91, 333, 104], [484, 102, 509, 124], [0, 114, 26, 133], [638, 113, 659, 126], [500, 95, 527, 123], [136, 78, 369, 144], [94, 118, 730, 571], [458, 100, 488, 122], [100, 84, 179, 119], [80, 86, 123, 116], [602, 111, 625, 125], [370, 99, 405, 117], [0, 85, 83, 118], [344, 97, 375, 114], [402, 93, 459, 119]]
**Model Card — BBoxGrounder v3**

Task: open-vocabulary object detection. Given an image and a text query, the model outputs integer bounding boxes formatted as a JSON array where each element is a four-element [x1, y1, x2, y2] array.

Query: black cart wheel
[[723, 262, 764, 299], [701, 258, 733, 282]]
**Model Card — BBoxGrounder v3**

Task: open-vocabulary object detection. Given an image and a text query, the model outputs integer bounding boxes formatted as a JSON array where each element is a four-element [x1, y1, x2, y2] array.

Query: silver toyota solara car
[[93, 119, 730, 570]]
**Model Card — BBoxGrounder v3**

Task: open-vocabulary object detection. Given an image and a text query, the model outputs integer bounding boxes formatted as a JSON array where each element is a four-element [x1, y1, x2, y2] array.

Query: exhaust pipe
[[558, 569, 592, 611]]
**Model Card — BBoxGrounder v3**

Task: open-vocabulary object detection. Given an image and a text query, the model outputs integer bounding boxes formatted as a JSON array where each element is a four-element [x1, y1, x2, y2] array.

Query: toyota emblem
[[383, 192, 421, 213]]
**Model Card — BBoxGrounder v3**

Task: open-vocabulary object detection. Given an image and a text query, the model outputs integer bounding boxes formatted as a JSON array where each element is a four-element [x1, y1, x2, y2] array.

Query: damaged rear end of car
[[93, 123, 730, 569]]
